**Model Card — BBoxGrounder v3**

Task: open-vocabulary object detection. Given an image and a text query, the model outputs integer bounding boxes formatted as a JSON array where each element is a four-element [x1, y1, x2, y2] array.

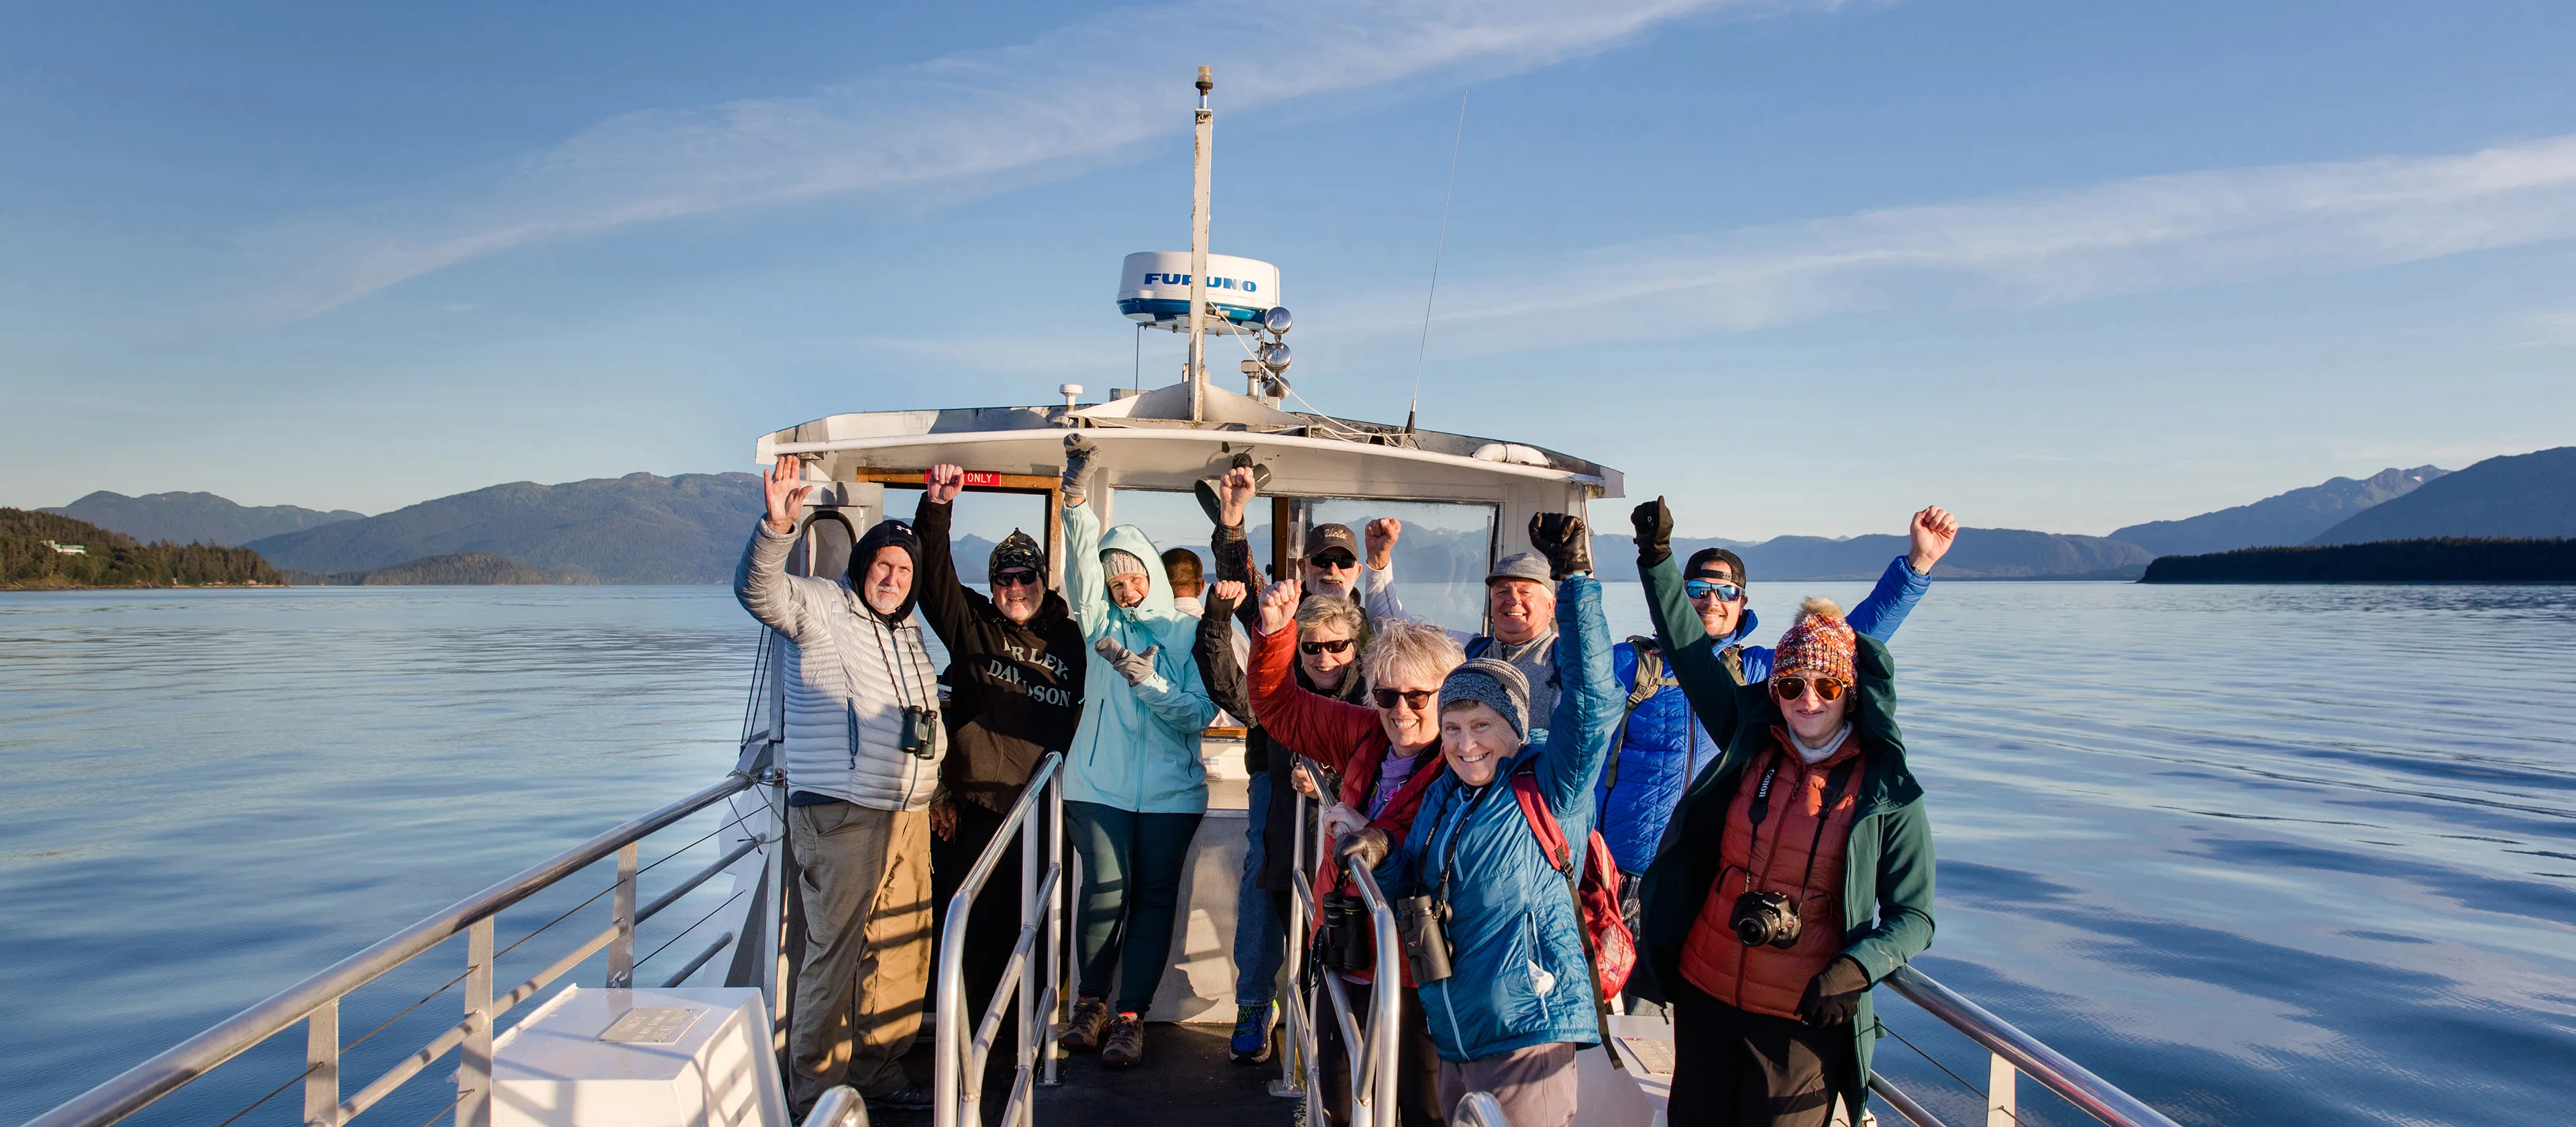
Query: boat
[[23, 69, 2190, 1127]]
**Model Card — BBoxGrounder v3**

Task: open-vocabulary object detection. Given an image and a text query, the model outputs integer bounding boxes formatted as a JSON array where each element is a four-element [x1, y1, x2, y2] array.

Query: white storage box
[[488, 985, 787, 1127]]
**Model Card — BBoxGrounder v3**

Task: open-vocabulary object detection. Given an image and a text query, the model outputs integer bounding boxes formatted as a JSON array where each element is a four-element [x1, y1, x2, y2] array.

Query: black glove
[[1527, 513, 1592, 579], [1796, 956, 1871, 1027], [1630, 496, 1673, 568], [1338, 826, 1392, 871], [1061, 434, 1099, 505]]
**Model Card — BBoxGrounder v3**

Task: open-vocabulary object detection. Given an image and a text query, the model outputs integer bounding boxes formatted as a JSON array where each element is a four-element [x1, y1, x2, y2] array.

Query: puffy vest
[[1680, 730, 1867, 1019]]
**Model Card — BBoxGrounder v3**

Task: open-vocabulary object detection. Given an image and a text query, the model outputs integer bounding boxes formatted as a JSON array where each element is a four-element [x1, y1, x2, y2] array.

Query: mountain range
[[2307, 447, 2576, 545], [36, 446, 2572, 585], [2110, 466, 2447, 556], [244, 472, 763, 584], [42, 491, 364, 546]]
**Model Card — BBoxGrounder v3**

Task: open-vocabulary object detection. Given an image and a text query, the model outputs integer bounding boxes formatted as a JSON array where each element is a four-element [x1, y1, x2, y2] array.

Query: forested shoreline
[[1, 508, 284, 588], [2140, 537, 2576, 583]]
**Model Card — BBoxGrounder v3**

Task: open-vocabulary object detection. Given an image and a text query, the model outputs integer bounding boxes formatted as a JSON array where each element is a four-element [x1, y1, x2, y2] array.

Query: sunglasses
[[992, 570, 1041, 589], [1372, 688, 1436, 710], [1771, 676, 1847, 702], [1310, 552, 1358, 570], [1299, 638, 1355, 655], [1685, 579, 1745, 602]]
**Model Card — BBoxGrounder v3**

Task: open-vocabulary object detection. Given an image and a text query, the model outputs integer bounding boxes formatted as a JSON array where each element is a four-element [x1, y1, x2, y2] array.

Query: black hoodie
[[912, 495, 1089, 814]]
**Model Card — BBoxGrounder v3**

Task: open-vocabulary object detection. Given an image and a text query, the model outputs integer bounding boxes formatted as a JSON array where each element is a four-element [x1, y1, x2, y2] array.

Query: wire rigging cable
[[1407, 87, 1470, 434]]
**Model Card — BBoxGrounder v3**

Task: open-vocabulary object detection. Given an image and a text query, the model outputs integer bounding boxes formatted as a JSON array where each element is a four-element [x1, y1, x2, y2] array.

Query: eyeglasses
[[1685, 579, 1744, 602], [1372, 687, 1436, 710], [1310, 552, 1358, 570], [1300, 638, 1355, 655], [1771, 676, 1846, 702], [992, 570, 1041, 589]]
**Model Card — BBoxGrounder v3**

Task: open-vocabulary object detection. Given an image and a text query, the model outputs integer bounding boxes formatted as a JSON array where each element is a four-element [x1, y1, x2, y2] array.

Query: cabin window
[[1300, 498, 1498, 636], [1104, 488, 1271, 594], [797, 510, 857, 581]]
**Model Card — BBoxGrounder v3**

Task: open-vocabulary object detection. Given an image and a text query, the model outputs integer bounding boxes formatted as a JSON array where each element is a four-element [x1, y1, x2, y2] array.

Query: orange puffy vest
[[1679, 729, 1867, 1019]]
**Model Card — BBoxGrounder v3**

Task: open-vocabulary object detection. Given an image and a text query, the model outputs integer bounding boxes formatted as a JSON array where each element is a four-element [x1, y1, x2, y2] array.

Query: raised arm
[[910, 466, 984, 647], [1846, 506, 1952, 641], [735, 455, 828, 644], [1196, 580, 1256, 722], [1060, 496, 1110, 643], [1525, 513, 1619, 823], [1245, 581, 1380, 769], [1633, 498, 1742, 748]]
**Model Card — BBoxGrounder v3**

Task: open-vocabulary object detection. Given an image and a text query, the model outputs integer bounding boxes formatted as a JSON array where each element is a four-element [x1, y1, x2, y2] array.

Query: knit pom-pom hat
[[1769, 596, 1857, 690]]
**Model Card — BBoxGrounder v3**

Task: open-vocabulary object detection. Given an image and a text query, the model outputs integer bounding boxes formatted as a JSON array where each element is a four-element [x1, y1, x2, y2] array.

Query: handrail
[[1450, 1091, 1509, 1127], [28, 771, 763, 1127], [1884, 965, 2186, 1127], [932, 753, 1065, 1127], [1280, 788, 1405, 1127], [802, 1085, 870, 1127]]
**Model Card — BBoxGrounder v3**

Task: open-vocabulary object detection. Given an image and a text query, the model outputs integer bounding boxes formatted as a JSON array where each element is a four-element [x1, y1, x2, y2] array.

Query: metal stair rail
[[26, 770, 777, 1127], [930, 753, 1067, 1127], [1870, 965, 2186, 1127], [802, 1086, 870, 1127], [1279, 788, 1405, 1127]]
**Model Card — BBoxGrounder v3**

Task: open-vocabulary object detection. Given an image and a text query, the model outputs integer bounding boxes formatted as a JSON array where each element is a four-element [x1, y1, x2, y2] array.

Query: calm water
[[3, 583, 2573, 1126]]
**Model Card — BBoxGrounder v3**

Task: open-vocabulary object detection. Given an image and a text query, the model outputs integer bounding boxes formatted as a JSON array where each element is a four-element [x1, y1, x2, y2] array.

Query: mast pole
[[1188, 65, 1214, 423]]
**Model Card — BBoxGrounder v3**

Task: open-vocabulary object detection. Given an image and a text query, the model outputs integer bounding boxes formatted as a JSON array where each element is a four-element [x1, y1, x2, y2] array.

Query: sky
[[3, 0, 2573, 539]]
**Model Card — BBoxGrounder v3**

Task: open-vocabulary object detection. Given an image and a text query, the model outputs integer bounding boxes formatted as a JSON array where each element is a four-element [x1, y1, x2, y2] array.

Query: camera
[[1395, 895, 1454, 983], [897, 705, 941, 759], [1319, 892, 1371, 972], [1731, 890, 1801, 949]]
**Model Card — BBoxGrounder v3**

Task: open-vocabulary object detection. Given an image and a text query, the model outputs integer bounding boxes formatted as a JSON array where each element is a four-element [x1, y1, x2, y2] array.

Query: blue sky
[[4, 0, 2573, 538]]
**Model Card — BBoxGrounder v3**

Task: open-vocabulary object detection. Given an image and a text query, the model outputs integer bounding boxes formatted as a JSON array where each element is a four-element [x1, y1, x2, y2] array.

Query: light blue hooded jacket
[[1061, 500, 1220, 814]]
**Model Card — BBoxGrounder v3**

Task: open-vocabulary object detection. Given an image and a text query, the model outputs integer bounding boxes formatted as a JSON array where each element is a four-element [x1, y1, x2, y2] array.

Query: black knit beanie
[[853, 518, 923, 622]]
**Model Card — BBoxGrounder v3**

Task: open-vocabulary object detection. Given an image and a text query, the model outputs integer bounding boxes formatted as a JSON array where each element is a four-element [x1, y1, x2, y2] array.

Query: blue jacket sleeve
[[1844, 555, 1931, 642], [1535, 574, 1619, 836]]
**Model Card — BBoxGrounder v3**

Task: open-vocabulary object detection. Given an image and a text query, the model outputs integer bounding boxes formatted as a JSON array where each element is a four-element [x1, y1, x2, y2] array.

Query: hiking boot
[[1060, 996, 1110, 1052], [865, 1084, 935, 1112], [1099, 1012, 1146, 1067], [1228, 1002, 1276, 1064]]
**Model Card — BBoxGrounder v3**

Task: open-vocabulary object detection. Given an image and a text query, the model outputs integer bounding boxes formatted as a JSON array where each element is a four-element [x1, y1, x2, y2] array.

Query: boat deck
[[877, 1023, 1297, 1127]]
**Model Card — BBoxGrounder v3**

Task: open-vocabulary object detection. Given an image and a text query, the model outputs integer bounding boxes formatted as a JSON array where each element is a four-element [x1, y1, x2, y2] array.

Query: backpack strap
[[1599, 637, 1675, 798], [1511, 765, 1625, 1061], [1720, 643, 1746, 686]]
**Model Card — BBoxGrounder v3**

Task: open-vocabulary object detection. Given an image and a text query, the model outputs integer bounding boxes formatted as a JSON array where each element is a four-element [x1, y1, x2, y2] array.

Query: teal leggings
[[1067, 801, 1205, 1014]]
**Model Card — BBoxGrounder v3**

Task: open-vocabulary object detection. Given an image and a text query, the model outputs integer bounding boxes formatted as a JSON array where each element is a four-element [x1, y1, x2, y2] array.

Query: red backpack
[[1509, 767, 1636, 1006]]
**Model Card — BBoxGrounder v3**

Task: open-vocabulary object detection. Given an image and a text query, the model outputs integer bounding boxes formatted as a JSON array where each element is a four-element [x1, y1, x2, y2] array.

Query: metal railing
[[930, 753, 1066, 1127], [802, 1085, 869, 1127], [1870, 965, 2186, 1127], [28, 771, 776, 1127], [1280, 789, 1405, 1127], [1449, 1091, 1509, 1127]]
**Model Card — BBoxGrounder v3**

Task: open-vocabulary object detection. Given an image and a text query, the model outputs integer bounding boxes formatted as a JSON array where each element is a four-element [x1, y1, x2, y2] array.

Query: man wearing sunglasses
[[911, 464, 1089, 1073]]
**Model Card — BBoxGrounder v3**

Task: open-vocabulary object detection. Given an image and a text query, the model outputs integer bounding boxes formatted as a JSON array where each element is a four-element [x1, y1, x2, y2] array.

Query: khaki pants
[[789, 802, 932, 1108]]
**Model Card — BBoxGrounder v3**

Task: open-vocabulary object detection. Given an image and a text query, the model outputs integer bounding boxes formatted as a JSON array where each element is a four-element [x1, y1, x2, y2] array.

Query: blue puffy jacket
[[1591, 556, 1929, 875], [1381, 573, 1619, 1063]]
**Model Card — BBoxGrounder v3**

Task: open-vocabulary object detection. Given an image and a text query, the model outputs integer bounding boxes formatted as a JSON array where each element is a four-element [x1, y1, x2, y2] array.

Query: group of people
[[735, 435, 1960, 1127]]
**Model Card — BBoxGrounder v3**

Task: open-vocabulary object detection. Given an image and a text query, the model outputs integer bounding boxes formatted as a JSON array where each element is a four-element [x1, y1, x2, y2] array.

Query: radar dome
[[1117, 252, 1279, 333]]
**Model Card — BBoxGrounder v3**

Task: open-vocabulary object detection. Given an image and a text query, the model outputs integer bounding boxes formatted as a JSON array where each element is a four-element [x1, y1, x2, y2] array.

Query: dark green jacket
[[1634, 555, 1938, 1118]]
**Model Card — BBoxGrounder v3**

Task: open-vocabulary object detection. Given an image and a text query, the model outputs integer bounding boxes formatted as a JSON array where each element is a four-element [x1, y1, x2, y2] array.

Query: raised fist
[[1629, 496, 1672, 567], [1061, 434, 1099, 506], [1908, 506, 1959, 574], [1527, 512, 1592, 580], [1255, 578, 1301, 637], [924, 464, 965, 506], [1364, 518, 1401, 571]]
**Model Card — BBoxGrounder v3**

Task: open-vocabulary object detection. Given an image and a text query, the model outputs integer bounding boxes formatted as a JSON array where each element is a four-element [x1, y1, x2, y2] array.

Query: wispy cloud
[[237, 0, 1809, 325], [1337, 133, 2576, 347]]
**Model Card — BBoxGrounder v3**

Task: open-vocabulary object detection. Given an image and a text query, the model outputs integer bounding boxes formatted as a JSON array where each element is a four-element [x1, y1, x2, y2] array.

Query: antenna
[[1407, 87, 1468, 437], [1187, 66, 1216, 423]]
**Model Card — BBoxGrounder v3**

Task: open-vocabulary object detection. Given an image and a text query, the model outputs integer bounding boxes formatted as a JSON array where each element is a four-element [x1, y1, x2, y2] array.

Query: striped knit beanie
[[1770, 596, 1857, 690]]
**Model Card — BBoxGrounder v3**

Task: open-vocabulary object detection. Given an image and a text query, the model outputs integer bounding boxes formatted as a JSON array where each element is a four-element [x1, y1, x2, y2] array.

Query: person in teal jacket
[[1053, 436, 1220, 1069], [1348, 512, 1619, 1127]]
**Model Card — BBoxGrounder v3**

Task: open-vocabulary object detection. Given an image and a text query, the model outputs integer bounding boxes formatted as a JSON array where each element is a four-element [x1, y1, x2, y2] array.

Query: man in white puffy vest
[[735, 455, 947, 1115]]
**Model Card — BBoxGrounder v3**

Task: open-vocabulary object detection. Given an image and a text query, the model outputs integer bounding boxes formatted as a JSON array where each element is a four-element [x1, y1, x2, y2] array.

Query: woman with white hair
[[1249, 583, 1464, 1126]]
